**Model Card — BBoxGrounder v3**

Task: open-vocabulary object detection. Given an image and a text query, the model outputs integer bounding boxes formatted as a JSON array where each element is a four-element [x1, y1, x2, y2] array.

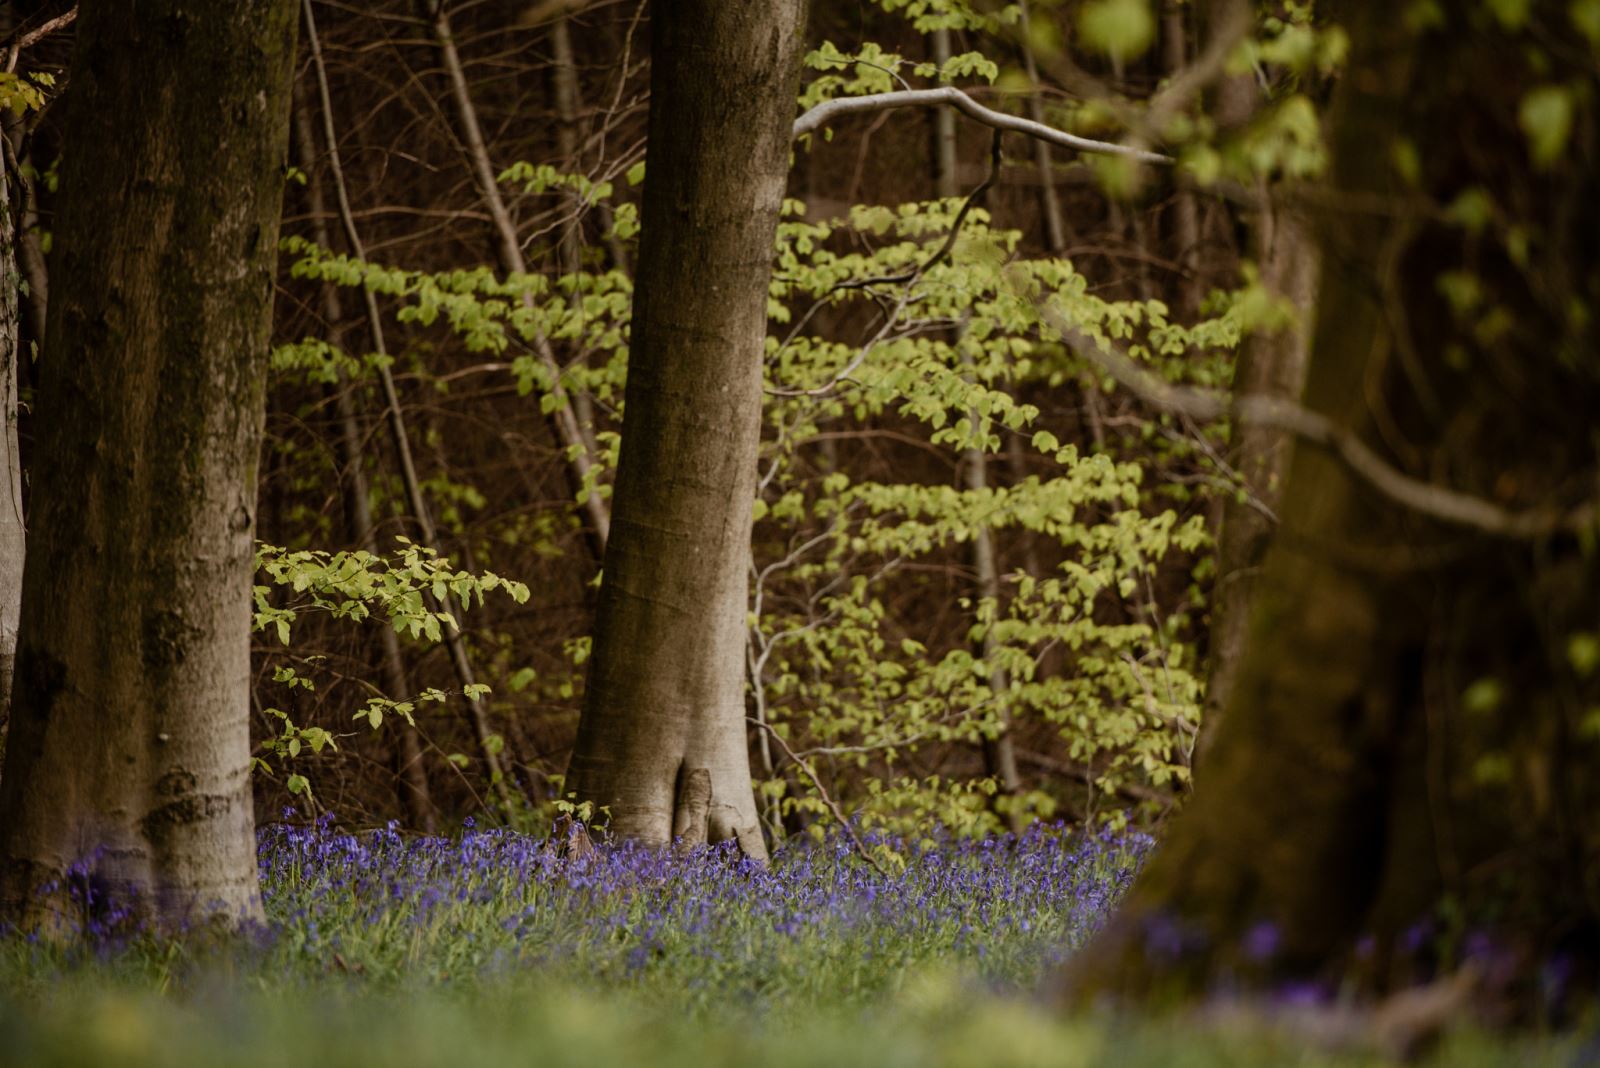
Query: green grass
[[0, 972, 1581, 1068], [0, 824, 1584, 1066]]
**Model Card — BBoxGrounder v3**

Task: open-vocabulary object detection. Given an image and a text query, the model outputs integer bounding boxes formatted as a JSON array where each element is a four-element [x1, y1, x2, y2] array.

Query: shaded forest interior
[[8, 0, 1256, 832]]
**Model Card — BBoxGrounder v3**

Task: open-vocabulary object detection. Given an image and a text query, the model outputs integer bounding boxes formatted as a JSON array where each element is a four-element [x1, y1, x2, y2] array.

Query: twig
[[794, 86, 1172, 166], [747, 716, 889, 877], [3, 6, 76, 72], [301, 0, 513, 805], [1014, 750, 1174, 806], [834, 129, 1004, 292], [766, 131, 1004, 399], [1037, 303, 1597, 540]]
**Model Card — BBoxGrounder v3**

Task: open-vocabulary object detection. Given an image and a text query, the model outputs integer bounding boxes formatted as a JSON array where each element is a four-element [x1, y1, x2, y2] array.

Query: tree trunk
[[1071, 2, 1600, 1006], [566, 0, 807, 859], [0, 142, 22, 741], [929, 27, 1023, 820], [1161, 0, 1202, 317], [1017, 0, 1070, 255], [929, 28, 959, 200], [1200, 197, 1317, 755], [0, 0, 297, 931]]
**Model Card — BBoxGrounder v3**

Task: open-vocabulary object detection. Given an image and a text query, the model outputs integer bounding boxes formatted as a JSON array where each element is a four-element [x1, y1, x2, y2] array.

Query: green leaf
[[286, 774, 309, 796], [1486, 0, 1532, 28], [1573, 0, 1600, 45], [1568, 632, 1600, 678], [1462, 677, 1504, 715], [1519, 85, 1574, 169], [1078, 0, 1155, 60]]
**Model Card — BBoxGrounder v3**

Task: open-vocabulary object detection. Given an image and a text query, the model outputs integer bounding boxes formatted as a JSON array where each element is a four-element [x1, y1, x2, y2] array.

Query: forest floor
[[0, 822, 1583, 1066]]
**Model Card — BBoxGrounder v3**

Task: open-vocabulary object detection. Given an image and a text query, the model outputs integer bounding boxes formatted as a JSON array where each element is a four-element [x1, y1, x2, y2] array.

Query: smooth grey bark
[[567, 0, 808, 859], [0, 0, 297, 930], [930, 29, 960, 200], [0, 143, 21, 740], [290, 84, 436, 832]]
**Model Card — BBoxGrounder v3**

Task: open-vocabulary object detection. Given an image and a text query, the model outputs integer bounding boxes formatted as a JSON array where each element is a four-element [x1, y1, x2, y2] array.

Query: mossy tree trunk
[[566, 0, 808, 859], [1074, 1, 1600, 1004], [0, 0, 297, 930]]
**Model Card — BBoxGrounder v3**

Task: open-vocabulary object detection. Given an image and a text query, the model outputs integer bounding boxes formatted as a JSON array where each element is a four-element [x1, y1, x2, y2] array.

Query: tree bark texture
[[1200, 197, 1318, 756], [0, 142, 23, 741], [0, 0, 297, 930], [567, 0, 808, 859], [1071, 2, 1600, 1004]]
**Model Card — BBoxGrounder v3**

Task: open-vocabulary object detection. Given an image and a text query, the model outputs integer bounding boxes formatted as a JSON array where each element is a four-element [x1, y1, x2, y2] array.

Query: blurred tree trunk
[[0, 0, 297, 930], [566, 0, 808, 859], [1071, 1, 1600, 1004]]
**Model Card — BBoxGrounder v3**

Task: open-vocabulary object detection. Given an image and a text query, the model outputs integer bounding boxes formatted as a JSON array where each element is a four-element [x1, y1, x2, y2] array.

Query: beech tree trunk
[[0, 0, 297, 930], [0, 142, 22, 740], [566, 0, 807, 859], [1072, 2, 1600, 1005]]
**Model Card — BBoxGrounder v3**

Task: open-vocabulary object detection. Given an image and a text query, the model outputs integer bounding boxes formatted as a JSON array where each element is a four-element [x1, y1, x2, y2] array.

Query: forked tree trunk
[[0, 1, 297, 930], [1072, 2, 1600, 1005], [566, 0, 808, 859]]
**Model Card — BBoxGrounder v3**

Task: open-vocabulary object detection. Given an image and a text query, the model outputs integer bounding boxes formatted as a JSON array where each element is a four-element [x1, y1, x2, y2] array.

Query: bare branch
[[747, 716, 889, 877], [1038, 304, 1596, 540], [794, 86, 1172, 166], [3, 6, 77, 72], [1131, 0, 1251, 149], [1014, 750, 1174, 806]]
